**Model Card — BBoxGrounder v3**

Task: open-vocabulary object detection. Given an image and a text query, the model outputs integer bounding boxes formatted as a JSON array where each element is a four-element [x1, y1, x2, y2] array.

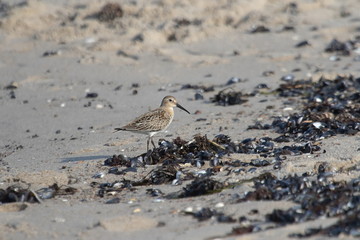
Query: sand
[[0, 0, 360, 239]]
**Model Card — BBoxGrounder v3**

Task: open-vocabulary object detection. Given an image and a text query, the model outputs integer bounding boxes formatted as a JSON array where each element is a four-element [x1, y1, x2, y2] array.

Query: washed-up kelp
[[184, 207, 236, 222], [290, 208, 360, 238], [210, 88, 250, 106], [166, 176, 226, 199], [229, 172, 360, 237], [91, 179, 134, 198], [105, 135, 227, 167], [324, 38, 360, 56], [105, 134, 321, 173], [251, 75, 360, 141]]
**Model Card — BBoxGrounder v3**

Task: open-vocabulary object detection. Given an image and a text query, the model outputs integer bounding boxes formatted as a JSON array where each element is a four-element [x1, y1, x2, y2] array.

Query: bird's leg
[[151, 136, 156, 149], [147, 137, 150, 152]]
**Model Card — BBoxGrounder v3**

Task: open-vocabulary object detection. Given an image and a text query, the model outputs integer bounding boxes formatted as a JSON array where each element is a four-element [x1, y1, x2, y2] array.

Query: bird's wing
[[120, 108, 170, 132]]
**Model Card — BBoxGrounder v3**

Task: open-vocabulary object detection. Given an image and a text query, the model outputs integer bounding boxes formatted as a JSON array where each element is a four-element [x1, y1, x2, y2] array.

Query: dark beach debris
[[255, 83, 269, 89], [227, 172, 360, 238], [184, 207, 218, 221], [224, 215, 260, 236], [249, 25, 270, 33], [9, 90, 16, 99], [289, 228, 322, 238], [91, 179, 134, 198], [184, 207, 236, 222], [295, 40, 311, 48], [167, 18, 203, 41], [4, 82, 18, 90], [281, 25, 295, 32], [147, 163, 182, 185], [266, 209, 296, 224], [85, 92, 98, 98], [210, 88, 250, 106], [146, 188, 164, 197], [104, 154, 131, 167], [324, 38, 356, 56], [166, 176, 225, 199], [105, 134, 321, 186], [194, 91, 204, 100], [137, 135, 226, 166], [181, 177, 225, 197], [42, 50, 61, 57], [276, 79, 314, 97], [253, 75, 360, 141], [181, 84, 215, 92], [173, 18, 202, 28], [230, 225, 255, 236], [35, 183, 77, 199], [289, 208, 360, 238], [181, 77, 246, 96], [0, 185, 42, 204], [114, 85, 122, 91], [0, 183, 77, 204], [94, 3, 123, 22], [229, 137, 320, 157], [117, 50, 139, 60], [3, 82, 18, 99]]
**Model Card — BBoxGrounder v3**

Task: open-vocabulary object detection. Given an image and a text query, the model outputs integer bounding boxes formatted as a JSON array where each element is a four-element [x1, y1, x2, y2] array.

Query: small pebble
[[281, 74, 295, 82], [133, 208, 141, 213], [215, 202, 225, 208], [96, 104, 104, 109], [194, 91, 204, 100], [329, 55, 340, 61], [295, 40, 310, 48], [226, 77, 241, 85]]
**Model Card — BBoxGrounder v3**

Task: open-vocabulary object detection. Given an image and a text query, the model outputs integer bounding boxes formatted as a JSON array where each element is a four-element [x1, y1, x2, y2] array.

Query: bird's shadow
[[61, 155, 110, 163]]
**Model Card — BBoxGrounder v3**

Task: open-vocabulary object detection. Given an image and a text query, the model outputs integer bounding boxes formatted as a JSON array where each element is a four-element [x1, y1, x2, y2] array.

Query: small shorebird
[[114, 96, 190, 151]]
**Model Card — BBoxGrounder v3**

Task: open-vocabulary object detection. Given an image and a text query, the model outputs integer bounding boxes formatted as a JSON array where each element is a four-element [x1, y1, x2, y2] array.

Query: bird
[[114, 96, 190, 152]]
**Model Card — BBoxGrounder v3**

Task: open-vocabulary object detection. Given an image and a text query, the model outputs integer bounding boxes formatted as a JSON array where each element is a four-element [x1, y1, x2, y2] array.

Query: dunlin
[[114, 96, 190, 151]]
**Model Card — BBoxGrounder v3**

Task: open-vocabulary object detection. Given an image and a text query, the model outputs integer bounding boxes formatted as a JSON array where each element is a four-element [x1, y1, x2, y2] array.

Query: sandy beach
[[1, 0, 360, 239]]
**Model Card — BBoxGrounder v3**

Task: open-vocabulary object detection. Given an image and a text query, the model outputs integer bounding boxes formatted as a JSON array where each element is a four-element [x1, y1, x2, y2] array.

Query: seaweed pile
[[104, 134, 321, 178], [210, 88, 250, 106], [227, 172, 360, 238], [184, 207, 236, 223], [250, 75, 360, 141], [324, 38, 360, 56], [98, 133, 322, 199]]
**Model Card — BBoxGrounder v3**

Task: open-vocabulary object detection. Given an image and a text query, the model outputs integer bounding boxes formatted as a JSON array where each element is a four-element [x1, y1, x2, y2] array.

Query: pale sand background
[[0, 0, 359, 239]]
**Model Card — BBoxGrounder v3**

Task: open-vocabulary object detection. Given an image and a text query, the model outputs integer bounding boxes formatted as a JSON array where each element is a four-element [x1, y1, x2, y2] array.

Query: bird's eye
[[169, 99, 173, 101]]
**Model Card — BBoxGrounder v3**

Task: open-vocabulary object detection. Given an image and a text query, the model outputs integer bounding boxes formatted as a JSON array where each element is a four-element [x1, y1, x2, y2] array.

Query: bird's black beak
[[176, 103, 190, 114]]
